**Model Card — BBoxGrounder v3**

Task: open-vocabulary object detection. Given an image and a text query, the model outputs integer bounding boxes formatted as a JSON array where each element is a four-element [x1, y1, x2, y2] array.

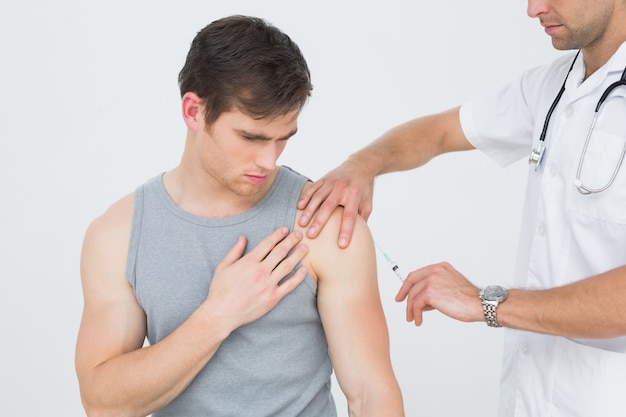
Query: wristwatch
[[479, 285, 508, 327]]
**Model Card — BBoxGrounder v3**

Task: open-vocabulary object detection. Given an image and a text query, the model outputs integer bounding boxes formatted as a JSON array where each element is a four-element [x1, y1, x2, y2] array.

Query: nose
[[255, 141, 284, 171], [527, 0, 549, 18]]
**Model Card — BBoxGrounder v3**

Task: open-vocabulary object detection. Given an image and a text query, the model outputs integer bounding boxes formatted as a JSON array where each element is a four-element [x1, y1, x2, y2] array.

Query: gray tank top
[[127, 166, 336, 417]]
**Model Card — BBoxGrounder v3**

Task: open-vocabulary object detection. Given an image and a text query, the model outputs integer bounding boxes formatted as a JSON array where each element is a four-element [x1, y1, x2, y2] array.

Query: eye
[[240, 134, 262, 142]]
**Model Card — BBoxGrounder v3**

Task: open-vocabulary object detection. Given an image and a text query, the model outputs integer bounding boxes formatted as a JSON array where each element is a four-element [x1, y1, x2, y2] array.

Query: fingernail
[[294, 230, 302, 239], [299, 214, 308, 224], [339, 238, 347, 248], [308, 226, 316, 236]]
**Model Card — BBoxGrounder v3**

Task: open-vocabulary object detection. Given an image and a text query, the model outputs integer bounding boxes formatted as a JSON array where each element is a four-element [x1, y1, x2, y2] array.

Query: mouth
[[245, 174, 269, 184], [540, 20, 563, 35], [545, 25, 561, 35]]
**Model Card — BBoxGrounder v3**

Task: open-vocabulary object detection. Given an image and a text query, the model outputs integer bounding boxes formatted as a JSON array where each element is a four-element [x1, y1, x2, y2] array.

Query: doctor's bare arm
[[297, 203, 405, 416], [75, 193, 308, 417], [498, 265, 626, 339], [395, 261, 626, 340], [298, 106, 474, 247]]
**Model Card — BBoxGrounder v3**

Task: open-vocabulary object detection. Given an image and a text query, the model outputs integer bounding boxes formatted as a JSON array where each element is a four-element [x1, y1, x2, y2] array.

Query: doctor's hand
[[297, 159, 375, 249], [204, 227, 309, 332], [395, 262, 484, 326]]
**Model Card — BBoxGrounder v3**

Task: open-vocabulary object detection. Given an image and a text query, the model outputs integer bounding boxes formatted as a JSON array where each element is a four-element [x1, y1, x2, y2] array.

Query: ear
[[181, 92, 204, 132]]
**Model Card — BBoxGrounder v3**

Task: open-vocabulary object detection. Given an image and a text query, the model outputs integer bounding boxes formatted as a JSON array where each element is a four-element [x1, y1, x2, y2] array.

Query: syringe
[[377, 245, 406, 282]]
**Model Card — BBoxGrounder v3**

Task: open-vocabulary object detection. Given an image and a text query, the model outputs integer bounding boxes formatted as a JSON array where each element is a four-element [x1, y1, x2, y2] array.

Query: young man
[[75, 15, 404, 417], [298, 1, 626, 416]]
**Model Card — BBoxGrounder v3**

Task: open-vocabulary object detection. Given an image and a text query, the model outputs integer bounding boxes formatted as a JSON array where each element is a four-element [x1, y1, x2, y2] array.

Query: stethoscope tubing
[[530, 51, 626, 194]]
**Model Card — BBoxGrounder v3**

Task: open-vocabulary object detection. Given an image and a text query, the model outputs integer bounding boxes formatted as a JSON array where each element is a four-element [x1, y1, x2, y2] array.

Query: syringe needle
[[377, 245, 406, 282]]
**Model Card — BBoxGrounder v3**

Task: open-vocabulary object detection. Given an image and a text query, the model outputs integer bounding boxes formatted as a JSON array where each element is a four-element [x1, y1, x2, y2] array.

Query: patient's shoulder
[[294, 206, 373, 284], [88, 193, 134, 233], [83, 192, 135, 259]]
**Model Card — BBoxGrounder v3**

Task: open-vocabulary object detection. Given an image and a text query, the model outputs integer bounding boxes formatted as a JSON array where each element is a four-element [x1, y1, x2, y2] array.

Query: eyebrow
[[237, 128, 298, 141]]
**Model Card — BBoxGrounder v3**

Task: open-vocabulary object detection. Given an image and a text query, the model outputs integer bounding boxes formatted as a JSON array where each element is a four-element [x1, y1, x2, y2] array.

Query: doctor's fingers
[[401, 278, 436, 325], [399, 261, 474, 297], [297, 178, 327, 216], [395, 264, 438, 302], [299, 180, 343, 234], [299, 179, 365, 244]]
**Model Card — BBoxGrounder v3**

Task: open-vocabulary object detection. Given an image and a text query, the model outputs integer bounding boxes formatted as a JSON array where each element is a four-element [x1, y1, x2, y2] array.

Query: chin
[[231, 184, 264, 198], [550, 36, 581, 51]]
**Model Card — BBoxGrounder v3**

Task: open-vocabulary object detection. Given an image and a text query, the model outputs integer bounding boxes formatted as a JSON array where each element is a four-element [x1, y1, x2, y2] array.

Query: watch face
[[482, 285, 507, 301]]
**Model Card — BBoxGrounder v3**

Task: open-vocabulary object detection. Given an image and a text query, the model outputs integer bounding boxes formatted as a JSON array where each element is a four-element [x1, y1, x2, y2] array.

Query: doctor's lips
[[539, 20, 563, 34]]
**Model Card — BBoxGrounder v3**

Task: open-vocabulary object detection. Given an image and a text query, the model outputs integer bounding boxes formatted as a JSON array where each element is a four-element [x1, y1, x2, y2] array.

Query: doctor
[[297, 1, 626, 416]]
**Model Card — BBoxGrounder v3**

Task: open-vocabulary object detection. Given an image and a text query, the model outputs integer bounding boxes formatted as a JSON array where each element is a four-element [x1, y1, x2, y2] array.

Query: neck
[[163, 159, 278, 219], [582, 12, 626, 78]]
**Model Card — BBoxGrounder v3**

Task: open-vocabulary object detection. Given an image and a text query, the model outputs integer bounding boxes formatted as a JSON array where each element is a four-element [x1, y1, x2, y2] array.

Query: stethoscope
[[529, 50, 626, 194]]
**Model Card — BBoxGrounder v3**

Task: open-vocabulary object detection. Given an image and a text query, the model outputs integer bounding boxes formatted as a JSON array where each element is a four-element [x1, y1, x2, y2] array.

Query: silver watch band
[[482, 300, 501, 327]]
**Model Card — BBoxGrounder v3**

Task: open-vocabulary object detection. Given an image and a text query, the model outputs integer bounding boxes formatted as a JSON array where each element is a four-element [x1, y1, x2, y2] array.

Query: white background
[[0, 1, 562, 416]]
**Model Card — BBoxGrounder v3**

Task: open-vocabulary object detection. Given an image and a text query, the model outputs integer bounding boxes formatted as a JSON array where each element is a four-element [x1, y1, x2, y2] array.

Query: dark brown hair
[[178, 15, 313, 126]]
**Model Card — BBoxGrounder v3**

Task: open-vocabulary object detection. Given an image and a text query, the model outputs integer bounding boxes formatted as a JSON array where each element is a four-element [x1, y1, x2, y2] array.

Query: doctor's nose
[[527, 0, 550, 18]]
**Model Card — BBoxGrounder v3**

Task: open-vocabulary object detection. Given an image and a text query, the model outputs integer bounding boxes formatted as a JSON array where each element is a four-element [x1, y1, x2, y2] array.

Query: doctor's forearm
[[498, 265, 626, 339], [349, 107, 472, 177]]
